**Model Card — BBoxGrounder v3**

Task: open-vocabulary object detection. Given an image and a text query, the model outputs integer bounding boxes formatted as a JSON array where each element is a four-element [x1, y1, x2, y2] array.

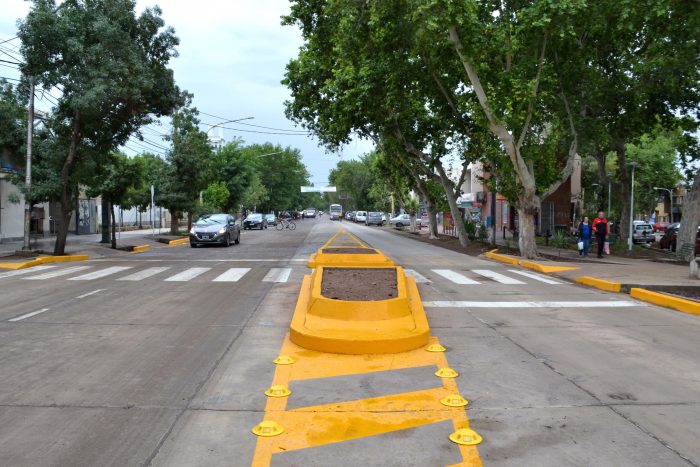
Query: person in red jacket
[[592, 211, 609, 258]]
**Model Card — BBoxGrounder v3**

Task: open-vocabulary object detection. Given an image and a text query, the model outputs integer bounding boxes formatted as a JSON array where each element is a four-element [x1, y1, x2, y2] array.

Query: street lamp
[[653, 186, 674, 223], [607, 173, 612, 215], [627, 162, 637, 256]]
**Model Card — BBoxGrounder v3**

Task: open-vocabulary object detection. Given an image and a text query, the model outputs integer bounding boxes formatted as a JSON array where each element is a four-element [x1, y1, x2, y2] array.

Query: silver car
[[189, 214, 240, 248]]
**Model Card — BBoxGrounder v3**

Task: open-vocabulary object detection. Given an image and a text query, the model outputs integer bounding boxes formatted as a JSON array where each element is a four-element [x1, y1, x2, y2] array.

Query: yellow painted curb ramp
[[290, 265, 430, 354], [0, 254, 89, 270]]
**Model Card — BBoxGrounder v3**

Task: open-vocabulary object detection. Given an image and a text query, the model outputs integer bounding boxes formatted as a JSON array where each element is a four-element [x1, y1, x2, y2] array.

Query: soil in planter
[[322, 247, 377, 254], [322, 268, 397, 301]]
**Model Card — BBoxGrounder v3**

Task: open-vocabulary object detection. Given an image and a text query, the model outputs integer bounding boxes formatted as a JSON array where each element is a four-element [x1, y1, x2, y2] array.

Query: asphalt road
[[0, 218, 698, 466]]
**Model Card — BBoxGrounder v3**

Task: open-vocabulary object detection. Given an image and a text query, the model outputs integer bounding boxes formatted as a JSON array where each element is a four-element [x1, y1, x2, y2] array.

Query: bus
[[329, 203, 342, 221]]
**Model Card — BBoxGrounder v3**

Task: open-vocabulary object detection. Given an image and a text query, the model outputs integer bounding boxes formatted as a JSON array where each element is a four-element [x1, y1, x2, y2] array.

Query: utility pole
[[627, 162, 637, 256], [22, 77, 35, 251], [607, 173, 612, 216]]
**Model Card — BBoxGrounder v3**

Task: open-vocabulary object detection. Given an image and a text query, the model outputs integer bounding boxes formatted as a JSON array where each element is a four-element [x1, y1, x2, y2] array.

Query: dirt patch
[[322, 247, 377, 254], [321, 267, 397, 301], [661, 289, 700, 302]]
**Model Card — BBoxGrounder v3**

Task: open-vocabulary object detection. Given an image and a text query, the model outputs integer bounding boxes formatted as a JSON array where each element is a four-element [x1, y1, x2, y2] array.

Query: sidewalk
[[0, 228, 172, 260]]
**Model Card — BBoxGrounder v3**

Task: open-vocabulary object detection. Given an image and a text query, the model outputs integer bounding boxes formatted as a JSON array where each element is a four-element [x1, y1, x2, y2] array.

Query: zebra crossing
[[1, 263, 561, 286]]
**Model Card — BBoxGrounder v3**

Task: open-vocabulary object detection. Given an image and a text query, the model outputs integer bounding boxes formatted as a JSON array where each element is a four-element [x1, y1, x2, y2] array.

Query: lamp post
[[607, 173, 612, 215], [627, 162, 637, 256], [653, 186, 674, 223]]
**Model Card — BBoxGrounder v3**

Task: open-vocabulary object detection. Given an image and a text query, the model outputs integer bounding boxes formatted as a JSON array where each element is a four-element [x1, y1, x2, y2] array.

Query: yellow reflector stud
[[440, 394, 469, 407], [273, 355, 295, 365], [264, 385, 292, 398], [425, 344, 446, 352], [449, 427, 483, 446], [252, 420, 284, 437], [435, 367, 459, 378]]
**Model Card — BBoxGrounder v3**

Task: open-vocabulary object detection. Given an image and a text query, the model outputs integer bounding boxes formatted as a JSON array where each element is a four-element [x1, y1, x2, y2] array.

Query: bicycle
[[276, 218, 296, 230]]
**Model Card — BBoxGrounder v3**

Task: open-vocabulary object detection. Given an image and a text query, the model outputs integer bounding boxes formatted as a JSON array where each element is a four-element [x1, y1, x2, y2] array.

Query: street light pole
[[653, 186, 674, 223], [627, 162, 637, 256], [607, 173, 612, 216], [22, 77, 35, 251]]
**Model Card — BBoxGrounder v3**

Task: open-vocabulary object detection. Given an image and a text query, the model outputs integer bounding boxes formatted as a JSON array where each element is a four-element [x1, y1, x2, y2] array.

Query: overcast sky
[[0, 0, 372, 186]]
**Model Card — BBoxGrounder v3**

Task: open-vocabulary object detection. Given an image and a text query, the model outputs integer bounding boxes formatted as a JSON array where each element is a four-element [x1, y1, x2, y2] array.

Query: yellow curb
[[167, 237, 189, 246], [0, 254, 89, 270], [290, 265, 430, 354], [484, 249, 519, 266], [131, 245, 150, 253], [630, 288, 700, 316], [575, 276, 622, 293], [520, 260, 578, 274], [308, 247, 394, 268]]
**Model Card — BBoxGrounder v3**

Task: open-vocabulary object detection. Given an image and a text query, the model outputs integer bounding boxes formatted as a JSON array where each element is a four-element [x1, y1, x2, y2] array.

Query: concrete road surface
[[0, 218, 697, 466]]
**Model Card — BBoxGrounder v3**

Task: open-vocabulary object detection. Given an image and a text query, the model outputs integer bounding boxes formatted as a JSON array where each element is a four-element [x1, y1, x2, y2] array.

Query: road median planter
[[307, 246, 394, 268], [290, 265, 430, 354]]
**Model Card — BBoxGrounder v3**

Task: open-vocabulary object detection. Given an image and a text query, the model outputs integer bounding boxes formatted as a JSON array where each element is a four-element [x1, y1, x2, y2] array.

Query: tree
[[160, 92, 213, 234], [240, 175, 269, 211], [676, 130, 700, 261], [247, 143, 310, 213], [86, 152, 141, 249], [0, 80, 26, 165], [212, 140, 256, 212], [202, 182, 230, 211], [18, 0, 180, 254], [129, 152, 169, 229]]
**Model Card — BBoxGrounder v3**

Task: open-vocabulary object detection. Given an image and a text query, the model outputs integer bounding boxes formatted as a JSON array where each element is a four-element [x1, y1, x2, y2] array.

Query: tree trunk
[[517, 191, 540, 259], [434, 162, 469, 247], [110, 203, 117, 249], [52, 203, 72, 256], [170, 211, 179, 235], [616, 141, 630, 243], [187, 212, 193, 231], [426, 199, 439, 239], [138, 210, 142, 230], [677, 171, 700, 262], [53, 113, 81, 256], [100, 197, 110, 243]]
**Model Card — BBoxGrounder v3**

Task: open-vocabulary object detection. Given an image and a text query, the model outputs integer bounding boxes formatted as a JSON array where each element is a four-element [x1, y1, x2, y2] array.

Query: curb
[[485, 249, 519, 266], [484, 249, 577, 273], [575, 276, 622, 292], [167, 237, 189, 246], [630, 288, 700, 316], [131, 245, 151, 253], [0, 254, 89, 270]]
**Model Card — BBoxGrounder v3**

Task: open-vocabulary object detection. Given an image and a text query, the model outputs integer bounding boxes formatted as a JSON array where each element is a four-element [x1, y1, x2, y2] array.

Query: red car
[[653, 222, 670, 233], [659, 224, 700, 254]]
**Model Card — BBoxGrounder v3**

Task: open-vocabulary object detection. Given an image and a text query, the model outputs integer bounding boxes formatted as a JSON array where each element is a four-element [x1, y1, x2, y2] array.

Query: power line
[[0, 36, 18, 46], [0, 58, 21, 65], [201, 121, 311, 136], [0, 76, 21, 82], [199, 111, 309, 134], [129, 135, 169, 152]]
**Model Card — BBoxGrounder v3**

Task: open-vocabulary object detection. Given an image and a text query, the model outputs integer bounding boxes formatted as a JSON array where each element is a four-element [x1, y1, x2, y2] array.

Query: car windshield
[[368, 212, 381, 217], [247, 214, 262, 220], [196, 214, 227, 225], [635, 224, 652, 230], [265, 214, 275, 219]]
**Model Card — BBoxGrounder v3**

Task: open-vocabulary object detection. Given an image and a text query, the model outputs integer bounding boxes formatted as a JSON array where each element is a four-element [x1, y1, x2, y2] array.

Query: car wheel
[[225, 233, 231, 247], [190, 243, 197, 248], [235, 233, 240, 244], [396, 222, 403, 228]]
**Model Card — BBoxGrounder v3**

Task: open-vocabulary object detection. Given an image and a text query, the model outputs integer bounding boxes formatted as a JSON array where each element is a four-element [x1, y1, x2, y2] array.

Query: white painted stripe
[[432, 269, 480, 285], [164, 267, 211, 282], [213, 268, 251, 282], [404, 269, 431, 283], [116, 267, 170, 281], [423, 300, 640, 308], [76, 289, 105, 299], [92, 258, 308, 263], [0, 265, 56, 279], [24, 266, 92, 280], [9, 308, 50, 322], [68, 266, 133, 281], [508, 269, 562, 285], [472, 269, 526, 285], [262, 268, 292, 283]]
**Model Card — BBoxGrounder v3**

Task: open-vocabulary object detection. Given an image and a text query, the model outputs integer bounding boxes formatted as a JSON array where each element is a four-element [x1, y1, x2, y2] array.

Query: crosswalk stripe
[[472, 269, 526, 285], [404, 269, 430, 283], [431, 269, 480, 285], [116, 267, 171, 281], [507, 269, 562, 284], [213, 268, 251, 282], [164, 267, 211, 282], [262, 267, 292, 283], [0, 265, 56, 279], [24, 266, 92, 280], [68, 266, 133, 281]]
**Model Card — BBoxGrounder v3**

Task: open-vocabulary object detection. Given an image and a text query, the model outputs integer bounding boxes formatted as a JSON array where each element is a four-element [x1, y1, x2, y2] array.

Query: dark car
[[243, 213, 267, 230], [189, 213, 240, 248], [265, 213, 277, 226], [365, 211, 385, 226], [659, 224, 700, 254]]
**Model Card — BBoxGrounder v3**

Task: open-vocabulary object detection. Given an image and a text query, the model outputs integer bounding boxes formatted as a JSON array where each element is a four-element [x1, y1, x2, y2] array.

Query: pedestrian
[[592, 211, 609, 258], [577, 216, 592, 257]]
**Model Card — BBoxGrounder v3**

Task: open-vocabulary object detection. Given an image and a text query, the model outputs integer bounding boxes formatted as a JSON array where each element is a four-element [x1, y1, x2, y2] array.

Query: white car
[[355, 211, 367, 222], [390, 213, 423, 228]]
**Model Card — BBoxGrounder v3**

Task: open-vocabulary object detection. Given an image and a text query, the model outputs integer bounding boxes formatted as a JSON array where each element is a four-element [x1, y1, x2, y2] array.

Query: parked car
[[302, 208, 317, 218], [265, 214, 277, 226], [632, 223, 654, 244], [345, 211, 356, 221], [652, 221, 670, 233], [189, 213, 240, 248], [355, 211, 367, 223], [659, 224, 700, 253], [390, 213, 423, 228], [365, 211, 385, 226], [243, 213, 267, 230]]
